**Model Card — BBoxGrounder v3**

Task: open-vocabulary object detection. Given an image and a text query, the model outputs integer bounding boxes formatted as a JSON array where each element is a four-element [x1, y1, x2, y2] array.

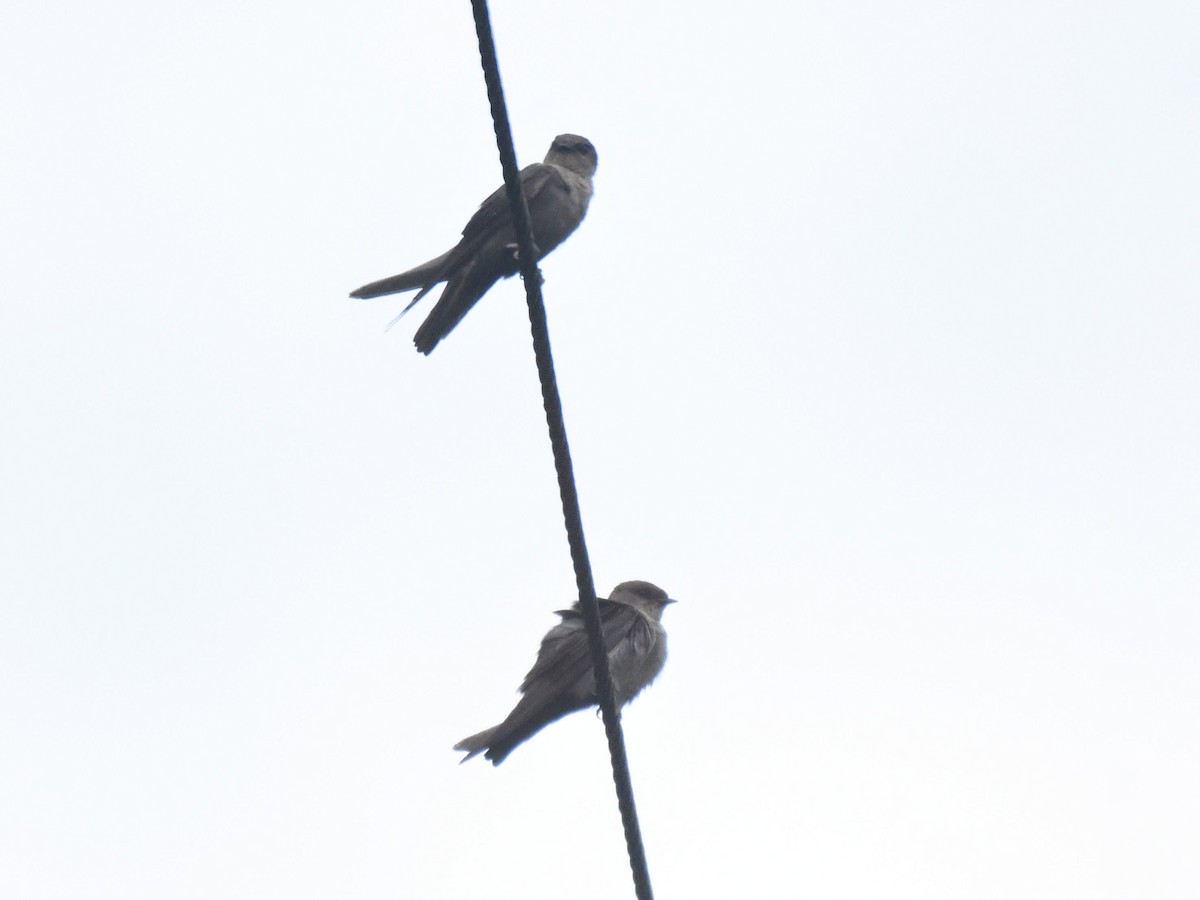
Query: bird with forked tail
[[350, 133, 598, 355], [455, 580, 675, 766]]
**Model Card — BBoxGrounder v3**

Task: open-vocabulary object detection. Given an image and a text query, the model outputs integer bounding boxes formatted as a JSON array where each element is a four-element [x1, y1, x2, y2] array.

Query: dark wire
[[467, 3, 656, 899]]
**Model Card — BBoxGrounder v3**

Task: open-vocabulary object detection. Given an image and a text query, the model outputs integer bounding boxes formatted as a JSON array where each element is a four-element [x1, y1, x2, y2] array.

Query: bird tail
[[383, 294, 427, 333], [348, 249, 453, 299], [453, 726, 502, 763], [453, 722, 538, 767], [454, 694, 587, 766]]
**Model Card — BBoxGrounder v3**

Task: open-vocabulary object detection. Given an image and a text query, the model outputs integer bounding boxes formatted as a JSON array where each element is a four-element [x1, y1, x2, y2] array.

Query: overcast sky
[[3, 1, 1198, 898]]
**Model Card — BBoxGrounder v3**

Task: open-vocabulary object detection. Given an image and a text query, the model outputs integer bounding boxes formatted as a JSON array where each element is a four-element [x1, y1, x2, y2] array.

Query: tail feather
[[348, 249, 453, 299], [383, 291, 429, 333], [453, 726, 501, 763], [454, 694, 588, 765], [349, 272, 434, 300], [452, 720, 541, 766]]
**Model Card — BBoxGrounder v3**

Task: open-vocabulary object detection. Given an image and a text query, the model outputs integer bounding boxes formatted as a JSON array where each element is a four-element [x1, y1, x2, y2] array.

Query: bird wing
[[458, 162, 563, 240], [437, 163, 570, 273], [519, 600, 643, 694]]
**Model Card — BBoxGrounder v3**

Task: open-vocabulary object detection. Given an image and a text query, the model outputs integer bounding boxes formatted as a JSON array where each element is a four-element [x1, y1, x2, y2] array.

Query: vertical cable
[[467, 4, 657, 899]]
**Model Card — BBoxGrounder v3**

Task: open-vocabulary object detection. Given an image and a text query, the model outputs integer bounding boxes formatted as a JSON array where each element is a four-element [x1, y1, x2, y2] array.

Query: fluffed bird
[[350, 133, 598, 355], [455, 580, 675, 765]]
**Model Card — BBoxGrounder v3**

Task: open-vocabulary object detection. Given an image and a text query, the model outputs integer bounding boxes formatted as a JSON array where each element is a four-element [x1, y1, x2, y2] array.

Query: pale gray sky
[[2, 2, 1198, 898]]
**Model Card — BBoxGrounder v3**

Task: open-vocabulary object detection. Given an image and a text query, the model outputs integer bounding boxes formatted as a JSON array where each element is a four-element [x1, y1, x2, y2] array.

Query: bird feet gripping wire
[[504, 241, 545, 284]]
